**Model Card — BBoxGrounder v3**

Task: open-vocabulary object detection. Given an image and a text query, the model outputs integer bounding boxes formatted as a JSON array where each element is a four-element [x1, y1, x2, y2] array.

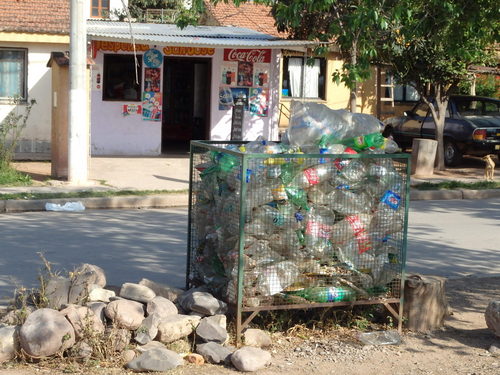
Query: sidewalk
[[1, 155, 499, 212]]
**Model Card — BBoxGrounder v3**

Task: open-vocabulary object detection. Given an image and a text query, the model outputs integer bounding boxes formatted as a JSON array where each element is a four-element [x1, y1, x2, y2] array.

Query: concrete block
[[461, 189, 500, 200], [411, 139, 438, 176], [410, 189, 463, 201]]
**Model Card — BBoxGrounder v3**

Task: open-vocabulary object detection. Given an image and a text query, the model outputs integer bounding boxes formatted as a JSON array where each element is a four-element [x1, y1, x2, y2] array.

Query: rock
[[120, 283, 156, 304], [196, 315, 228, 344], [19, 308, 75, 357], [156, 314, 200, 344], [0, 325, 18, 363], [135, 313, 161, 345], [69, 264, 107, 304], [485, 301, 500, 337], [139, 279, 184, 302], [244, 328, 272, 348], [73, 341, 92, 359], [86, 302, 107, 325], [106, 328, 132, 352], [196, 342, 232, 364], [489, 343, 500, 356], [60, 305, 105, 338], [122, 349, 136, 363], [231, 346, 272, 372], [178, 290, 227, 316], [126, 347, 183, 372], [0, 307, 35, 325], [45, 276, 71, 309], [184, 353, 204, 365], [88, 287, 115, 303], [147, 296, 178, 318], [136, 341, 167, 353], [105, 299, 145, 330]]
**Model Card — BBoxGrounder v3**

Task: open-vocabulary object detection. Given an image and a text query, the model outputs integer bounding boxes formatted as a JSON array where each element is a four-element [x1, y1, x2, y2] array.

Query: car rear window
[[455, 99, 500, 116]]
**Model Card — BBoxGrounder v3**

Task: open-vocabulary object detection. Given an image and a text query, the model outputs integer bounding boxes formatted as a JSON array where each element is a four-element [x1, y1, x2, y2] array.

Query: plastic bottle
[[285, 186, 310, 211], [301, 286, 355, 302], [338, 160, 367, 182], [330, 213, 372, 246], [327, 189, 373, 215], [357, 330, 401, 345], [340, 132, 386, 152], [288, 164, 333, 189]]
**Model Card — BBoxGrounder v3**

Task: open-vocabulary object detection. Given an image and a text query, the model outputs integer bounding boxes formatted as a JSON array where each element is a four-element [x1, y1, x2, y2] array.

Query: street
[[0, 199, 499, 304]]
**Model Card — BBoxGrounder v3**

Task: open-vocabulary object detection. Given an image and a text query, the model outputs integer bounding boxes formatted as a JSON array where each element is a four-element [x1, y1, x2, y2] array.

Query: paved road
[[1, 199, 499, 304]]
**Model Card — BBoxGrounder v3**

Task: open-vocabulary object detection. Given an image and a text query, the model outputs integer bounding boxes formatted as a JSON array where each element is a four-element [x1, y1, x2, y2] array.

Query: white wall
[[0, 41, 68, 157]]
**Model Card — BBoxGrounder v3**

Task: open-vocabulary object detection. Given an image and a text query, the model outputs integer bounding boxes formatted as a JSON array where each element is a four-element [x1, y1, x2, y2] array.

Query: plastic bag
[[45, 202, 85, 212]]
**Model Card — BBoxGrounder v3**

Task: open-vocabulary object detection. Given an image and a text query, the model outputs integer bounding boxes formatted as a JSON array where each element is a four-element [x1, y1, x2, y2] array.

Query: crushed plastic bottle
[[357, 330, 401, 345], [45, 202, 85, 212]]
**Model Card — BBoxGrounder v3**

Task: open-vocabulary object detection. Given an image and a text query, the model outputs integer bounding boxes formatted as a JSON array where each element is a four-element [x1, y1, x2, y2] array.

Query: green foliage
[[0, 188, 187, 200], [458, 74, 500, 98], [0, 165, 32, 186], [0, 97, 36, 170], [414, 180, 500, 191]]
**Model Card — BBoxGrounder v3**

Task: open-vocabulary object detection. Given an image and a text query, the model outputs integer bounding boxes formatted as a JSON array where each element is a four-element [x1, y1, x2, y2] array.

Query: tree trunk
[[425, 86, 449, 171]]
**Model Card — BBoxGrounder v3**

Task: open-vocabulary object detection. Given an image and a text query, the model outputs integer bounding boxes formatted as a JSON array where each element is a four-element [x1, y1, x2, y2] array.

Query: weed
[[414, 180, 500, 190], [0, 165, 32, 186], [0, 188, 188, 200]]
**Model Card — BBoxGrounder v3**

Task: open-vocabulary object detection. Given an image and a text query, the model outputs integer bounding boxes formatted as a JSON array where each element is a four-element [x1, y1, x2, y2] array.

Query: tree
[[187, 0, 390, 113], [379, 0, 499, 170]]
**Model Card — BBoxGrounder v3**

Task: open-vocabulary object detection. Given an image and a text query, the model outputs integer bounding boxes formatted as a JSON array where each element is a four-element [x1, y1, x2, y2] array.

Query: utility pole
[[68, 0, 89, 184]]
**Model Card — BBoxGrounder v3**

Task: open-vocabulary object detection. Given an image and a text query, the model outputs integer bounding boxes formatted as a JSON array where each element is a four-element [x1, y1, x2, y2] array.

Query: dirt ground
[[1, 276, 499, 375]]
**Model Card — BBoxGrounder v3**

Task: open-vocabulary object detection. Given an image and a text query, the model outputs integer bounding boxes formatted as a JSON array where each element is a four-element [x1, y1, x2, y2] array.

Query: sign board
[[231, 102, 245, 140]]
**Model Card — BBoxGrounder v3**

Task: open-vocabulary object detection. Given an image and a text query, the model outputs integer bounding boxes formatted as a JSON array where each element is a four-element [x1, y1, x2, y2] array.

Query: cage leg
[[383, 302, 402, 332], [235, 310, 260, 346]]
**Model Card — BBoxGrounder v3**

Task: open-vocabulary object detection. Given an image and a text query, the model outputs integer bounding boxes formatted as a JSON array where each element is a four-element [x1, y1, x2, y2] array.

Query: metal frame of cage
[[187, 140, 411, 343]]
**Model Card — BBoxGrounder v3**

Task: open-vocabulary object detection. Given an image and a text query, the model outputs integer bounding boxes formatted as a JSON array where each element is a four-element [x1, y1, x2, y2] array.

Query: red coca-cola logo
[[224, 49, 271, 63]]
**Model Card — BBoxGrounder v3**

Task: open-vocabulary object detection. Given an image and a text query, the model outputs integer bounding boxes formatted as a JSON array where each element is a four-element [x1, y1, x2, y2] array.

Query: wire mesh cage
[[188, 141, 410, 339]]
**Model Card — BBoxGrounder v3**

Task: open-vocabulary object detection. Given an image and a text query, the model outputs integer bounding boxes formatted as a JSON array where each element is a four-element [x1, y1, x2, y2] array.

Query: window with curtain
[[282, 56, 326, 100], [0, 48, 27, 101], [91, 0, 110, 18]]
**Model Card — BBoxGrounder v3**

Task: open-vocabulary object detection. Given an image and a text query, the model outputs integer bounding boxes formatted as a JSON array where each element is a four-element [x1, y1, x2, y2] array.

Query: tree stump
[[403, 274, 449, 332]]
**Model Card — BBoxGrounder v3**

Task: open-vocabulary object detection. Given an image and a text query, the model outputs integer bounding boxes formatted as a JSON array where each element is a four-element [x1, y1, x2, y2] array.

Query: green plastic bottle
[[302, 287, 355, 303], [340, 132, 385, 151]]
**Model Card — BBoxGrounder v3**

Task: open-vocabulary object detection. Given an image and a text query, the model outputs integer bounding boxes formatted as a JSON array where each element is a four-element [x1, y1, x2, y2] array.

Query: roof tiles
[[0, 0, 70, 35], [203, 1, 285, 38]]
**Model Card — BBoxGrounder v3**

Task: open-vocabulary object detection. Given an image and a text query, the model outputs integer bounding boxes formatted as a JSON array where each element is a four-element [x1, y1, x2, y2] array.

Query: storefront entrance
[[162, 57, 211, 152]]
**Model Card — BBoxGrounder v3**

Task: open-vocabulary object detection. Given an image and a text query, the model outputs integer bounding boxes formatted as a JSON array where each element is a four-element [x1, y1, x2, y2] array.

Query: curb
[[410, 188, 500, 201], [1, 194, 189, 213]]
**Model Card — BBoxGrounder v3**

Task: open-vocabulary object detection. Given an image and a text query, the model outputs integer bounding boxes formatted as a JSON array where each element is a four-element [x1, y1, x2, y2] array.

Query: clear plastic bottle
[[289, 164, 333, 189], [330, 213, 372, 246], [327, 189, 373, 215]]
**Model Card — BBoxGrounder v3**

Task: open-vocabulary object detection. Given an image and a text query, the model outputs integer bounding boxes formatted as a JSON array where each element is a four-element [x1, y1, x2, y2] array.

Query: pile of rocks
[[0, 263, 272, 372], [485, 300, 500, 356]]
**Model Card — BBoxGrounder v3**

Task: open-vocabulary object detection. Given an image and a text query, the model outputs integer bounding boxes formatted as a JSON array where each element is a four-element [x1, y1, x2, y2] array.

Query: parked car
[[383, 95, 500, 166]]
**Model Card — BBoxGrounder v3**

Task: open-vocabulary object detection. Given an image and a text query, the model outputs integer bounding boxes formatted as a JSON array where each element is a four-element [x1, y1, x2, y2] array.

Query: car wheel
[[444, 140, 462, 166]]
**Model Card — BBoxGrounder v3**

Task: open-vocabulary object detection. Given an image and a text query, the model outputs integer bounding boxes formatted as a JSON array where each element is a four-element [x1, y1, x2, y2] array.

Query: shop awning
[[87, 20, 320, 51]]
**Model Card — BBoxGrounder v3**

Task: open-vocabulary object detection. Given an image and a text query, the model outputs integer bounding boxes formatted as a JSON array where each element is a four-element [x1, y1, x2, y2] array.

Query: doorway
[[162, 57, 211, 153]]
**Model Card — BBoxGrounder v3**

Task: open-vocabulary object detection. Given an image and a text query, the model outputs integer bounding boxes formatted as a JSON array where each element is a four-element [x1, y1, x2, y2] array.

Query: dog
[[482, 154, 495, 181]]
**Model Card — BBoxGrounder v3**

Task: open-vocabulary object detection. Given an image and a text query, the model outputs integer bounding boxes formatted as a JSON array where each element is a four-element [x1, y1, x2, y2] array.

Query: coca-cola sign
[[224, 49, 271, 63]]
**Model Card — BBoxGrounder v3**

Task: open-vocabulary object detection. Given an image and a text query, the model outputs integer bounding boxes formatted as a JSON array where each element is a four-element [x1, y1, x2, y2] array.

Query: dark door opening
[[162, 57, 211, 153]]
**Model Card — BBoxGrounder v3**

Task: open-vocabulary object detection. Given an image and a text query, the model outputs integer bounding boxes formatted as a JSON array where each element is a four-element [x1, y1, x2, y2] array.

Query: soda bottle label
[[271, 185, 287, 201], [305, 220, 332, 239], [381, 190, 401, 210], [345, 215, 372, 254], [303, 167, 320, 185]]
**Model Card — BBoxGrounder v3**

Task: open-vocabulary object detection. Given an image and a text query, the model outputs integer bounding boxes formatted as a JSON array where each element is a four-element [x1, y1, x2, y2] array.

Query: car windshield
[[455, 99, 500, 117]]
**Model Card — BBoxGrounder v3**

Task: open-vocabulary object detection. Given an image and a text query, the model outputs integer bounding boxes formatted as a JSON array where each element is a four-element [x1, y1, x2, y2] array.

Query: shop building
[[87, 20, 312, 155]]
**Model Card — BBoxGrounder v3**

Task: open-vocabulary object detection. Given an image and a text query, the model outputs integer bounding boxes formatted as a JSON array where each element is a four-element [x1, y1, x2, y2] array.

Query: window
[[103, 54, 142, 101], [384, 73, 420, 102], [0, 48, 27, 101], [282, 56, 326, 100], [91, 0, 110, 18]]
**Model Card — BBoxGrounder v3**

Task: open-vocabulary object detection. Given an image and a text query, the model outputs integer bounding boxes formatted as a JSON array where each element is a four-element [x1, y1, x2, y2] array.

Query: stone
[[106, 328, 132, 352], [86, 302, 107, 325], [73, 341, 92, 359], [156, 314, 200, 344], [147, 296, 178, 318], [126, 347, 183, 372], [122, 349, 136, 363], [231, 346, 272, 372], [68, 264, 107, 304], [0, 325, 18, 363], [135, 313, 161, 345], [244, 328, 272, 348], [0, 307, 35, 325], [184, 353, 204, 365], [196, 342, 232, 364], [488, 343, 500, 356], [45, 276, 71, 309], [88, 287, 115, 303], [178, 290, 227, 316], [19, 308, 75, 357], [139, 278, 184, 302], [105, 299, 145, 330], [196, 315, 228, 344], [136, 341, 167, 353], [485, 301, 500, 337], [120, 283, 156, 303], [60, 305, 105, 338]]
